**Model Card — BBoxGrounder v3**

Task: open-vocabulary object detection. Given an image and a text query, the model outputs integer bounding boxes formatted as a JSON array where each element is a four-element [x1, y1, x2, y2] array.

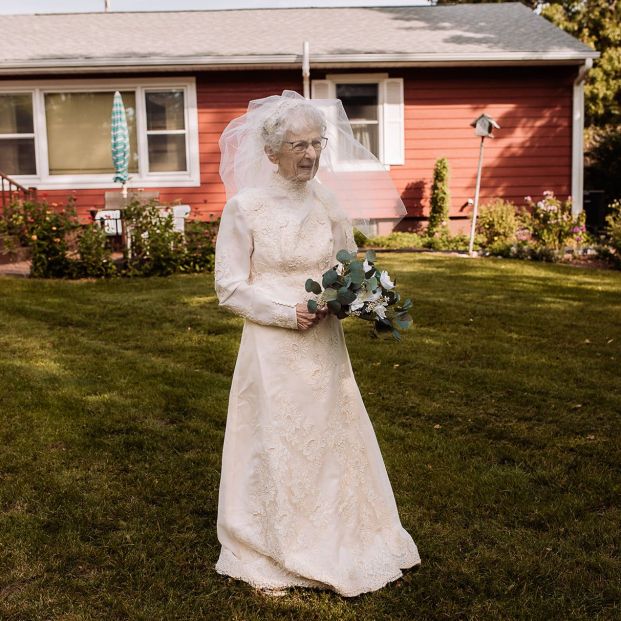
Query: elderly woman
[[214, 91, 420, 597]]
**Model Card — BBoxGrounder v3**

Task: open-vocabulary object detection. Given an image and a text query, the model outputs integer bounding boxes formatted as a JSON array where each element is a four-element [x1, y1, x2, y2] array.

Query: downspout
[[302, 41, 310, 99], [572, 58, 592, 216]]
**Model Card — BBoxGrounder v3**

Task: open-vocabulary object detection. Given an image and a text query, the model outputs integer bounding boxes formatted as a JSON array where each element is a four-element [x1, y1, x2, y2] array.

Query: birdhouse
[[470, 114, 500, 138]]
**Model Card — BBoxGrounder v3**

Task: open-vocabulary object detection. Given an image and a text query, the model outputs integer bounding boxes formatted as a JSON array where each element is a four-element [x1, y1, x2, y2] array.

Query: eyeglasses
[[284, 137, 328, 154]]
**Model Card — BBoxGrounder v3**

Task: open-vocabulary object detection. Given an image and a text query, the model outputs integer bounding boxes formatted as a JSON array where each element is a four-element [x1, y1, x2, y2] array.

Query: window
[[0, 78, 199, 189], [45, 91, 138, 175], [336, 83, 379, 158], [312, 74, 404, 167], [0, 93, 36, 175], [145, 91, 187, 172]]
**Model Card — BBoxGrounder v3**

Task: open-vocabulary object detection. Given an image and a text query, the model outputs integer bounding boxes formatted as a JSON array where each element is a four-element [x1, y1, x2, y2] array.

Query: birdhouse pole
[[468, 114, 500, 256], [468, 136, 485, 256]]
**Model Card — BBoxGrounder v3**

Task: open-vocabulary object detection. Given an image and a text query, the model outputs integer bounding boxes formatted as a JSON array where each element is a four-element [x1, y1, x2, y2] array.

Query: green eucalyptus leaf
[[391, 329, 402, 341], [394, 318, 412, 330], [367, 276, 378, 291], [343, 274, 352, 287], [327, 300, 342, 314], [305, 278, 315, 293], [350, 270, 364, 285], [322, 269, 338, 287], [307, 299, 318, 312], [336, 249, 354, 263], [365, 249, 376, 263], [337, 287, 357, 304], [310, 281, 322, 295], [350, 260, 364, 272], [324, 288, 338, 301]]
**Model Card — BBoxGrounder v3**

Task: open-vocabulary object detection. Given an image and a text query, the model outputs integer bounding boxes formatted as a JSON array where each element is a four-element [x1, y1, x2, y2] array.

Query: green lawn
[[1, 254, 620, 621]]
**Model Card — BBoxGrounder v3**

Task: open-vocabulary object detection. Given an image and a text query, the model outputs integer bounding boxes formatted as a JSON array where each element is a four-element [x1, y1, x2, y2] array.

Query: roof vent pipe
[[303, 41, 310, 99]]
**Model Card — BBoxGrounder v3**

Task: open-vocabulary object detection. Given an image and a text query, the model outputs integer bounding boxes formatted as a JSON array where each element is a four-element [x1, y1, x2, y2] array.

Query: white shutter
[[382, 78, 404, 165], [311, 80, 333, 99]]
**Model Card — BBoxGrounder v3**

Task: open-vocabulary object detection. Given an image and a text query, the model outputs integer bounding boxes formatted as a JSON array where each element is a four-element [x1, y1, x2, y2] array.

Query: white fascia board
[[0, 50, 600, 75]]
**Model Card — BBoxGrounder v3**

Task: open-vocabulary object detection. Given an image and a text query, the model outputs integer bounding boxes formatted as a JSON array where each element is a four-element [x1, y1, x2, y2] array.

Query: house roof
[[0, 4, 598, 74]]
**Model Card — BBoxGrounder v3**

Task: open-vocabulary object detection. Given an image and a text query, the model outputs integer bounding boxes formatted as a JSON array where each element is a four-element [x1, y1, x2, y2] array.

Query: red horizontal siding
[[3, 66, 577, 230], [397, 66, 575, 226]]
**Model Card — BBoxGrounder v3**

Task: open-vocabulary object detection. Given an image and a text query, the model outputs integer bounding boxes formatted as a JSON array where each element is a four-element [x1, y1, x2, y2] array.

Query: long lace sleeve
[[214, 196, 299, 330]]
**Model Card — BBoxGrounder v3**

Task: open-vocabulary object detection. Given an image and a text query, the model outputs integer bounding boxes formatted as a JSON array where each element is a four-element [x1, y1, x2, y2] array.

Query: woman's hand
[[296, 303, 329, 331]]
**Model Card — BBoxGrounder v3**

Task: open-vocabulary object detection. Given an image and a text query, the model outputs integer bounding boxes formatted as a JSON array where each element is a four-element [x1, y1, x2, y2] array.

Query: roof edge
[[0, 50, 600, 75]]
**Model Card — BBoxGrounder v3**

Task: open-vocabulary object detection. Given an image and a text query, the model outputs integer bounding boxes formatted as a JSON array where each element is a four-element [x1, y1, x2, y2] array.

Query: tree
[[427, 158, 451, 237]]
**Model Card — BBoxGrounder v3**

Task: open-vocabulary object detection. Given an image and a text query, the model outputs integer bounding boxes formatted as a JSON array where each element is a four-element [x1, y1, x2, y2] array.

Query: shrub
[[74, 223, 117, 278], [476, 199, 520, 253], [179, 217, 219, 273], [421, 231, 470, 252], [0, 197, 218, 279], [353, 228, 368, 249], [600, 199, 621, 268], [364, 232, 424, 249], [26, 198, 80, 278], [122, 199, 186, 277], [427, 158, 450, 237], [523, 192, 586, 260]]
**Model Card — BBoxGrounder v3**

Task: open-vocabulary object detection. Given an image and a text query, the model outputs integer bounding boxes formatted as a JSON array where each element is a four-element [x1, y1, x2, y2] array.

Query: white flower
[[363, 288, 382, 302], [374, 303, 387, 319], [336, 263, 344, 275], [379, 270, 394, 290], [350, 296, 365, 312], [363, 258, 372, 272]]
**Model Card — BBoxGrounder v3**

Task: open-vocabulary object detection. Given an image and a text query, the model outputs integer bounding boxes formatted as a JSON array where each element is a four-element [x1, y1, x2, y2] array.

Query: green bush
[[353, 228, 368, 249], [27, 199, 79, 278], [427, 157, 450, 238], [475, 199, 523, 256], [179, 217, 219, 273], [122, 200, 186, 277], [0, 197, 217, 279], [364, 232, 424, 249], [601, 199, 621, 268], [74, 223, 117, 278], [524, 192, 586, 260], [422, 231, 470, 252]]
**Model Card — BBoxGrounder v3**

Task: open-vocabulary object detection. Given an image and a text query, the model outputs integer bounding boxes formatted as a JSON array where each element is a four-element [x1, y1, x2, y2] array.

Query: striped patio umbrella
[[111, 90, 129, 198]]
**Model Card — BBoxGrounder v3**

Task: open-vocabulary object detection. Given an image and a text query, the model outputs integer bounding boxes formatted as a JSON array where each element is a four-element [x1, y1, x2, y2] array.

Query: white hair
[[261, 99, 327, 153]]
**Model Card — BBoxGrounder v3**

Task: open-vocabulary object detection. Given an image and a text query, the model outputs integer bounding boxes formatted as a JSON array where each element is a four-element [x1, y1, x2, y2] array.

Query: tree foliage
[[427, 157, 450, 237]]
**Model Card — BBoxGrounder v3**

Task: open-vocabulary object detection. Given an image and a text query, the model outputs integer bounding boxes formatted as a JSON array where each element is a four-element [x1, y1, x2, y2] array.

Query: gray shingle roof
[[0, 4, 597, 73]]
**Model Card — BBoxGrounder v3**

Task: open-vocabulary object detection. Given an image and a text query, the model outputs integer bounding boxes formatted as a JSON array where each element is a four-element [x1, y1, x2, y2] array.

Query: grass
[[0, 254, 620, 621]]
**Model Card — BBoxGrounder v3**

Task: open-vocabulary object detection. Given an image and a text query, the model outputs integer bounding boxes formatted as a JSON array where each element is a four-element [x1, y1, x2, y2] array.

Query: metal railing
[[0, 171, 37, 209]]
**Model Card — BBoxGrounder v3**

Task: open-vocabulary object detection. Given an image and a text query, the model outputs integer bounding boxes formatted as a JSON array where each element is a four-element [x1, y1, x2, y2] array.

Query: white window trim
[[0, 77, 200, 190], [325, 73, 390, 170]]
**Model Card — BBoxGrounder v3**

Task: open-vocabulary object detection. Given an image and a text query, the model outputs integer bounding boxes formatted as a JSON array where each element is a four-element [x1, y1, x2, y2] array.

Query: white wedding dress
[[213, 171, 420, 597]]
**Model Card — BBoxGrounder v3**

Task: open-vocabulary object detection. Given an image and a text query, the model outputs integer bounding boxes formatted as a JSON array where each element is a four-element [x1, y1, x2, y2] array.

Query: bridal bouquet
[[305, 249, 413, 340]]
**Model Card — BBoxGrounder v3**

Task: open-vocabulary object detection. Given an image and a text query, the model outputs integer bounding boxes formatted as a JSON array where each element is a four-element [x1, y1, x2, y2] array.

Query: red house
[[0, 4, 598, 234]]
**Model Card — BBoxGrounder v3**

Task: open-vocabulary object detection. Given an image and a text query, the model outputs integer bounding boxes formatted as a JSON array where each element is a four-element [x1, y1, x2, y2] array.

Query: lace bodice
[[214, 172, 358, 329]]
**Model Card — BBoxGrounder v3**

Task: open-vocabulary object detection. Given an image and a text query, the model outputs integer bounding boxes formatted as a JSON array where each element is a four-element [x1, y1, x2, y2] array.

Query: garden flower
[[31, 234, 37, 241]]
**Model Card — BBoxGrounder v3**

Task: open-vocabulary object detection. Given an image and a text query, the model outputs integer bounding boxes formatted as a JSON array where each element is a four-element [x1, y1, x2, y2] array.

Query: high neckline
[[268, 170, 313, 199]]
